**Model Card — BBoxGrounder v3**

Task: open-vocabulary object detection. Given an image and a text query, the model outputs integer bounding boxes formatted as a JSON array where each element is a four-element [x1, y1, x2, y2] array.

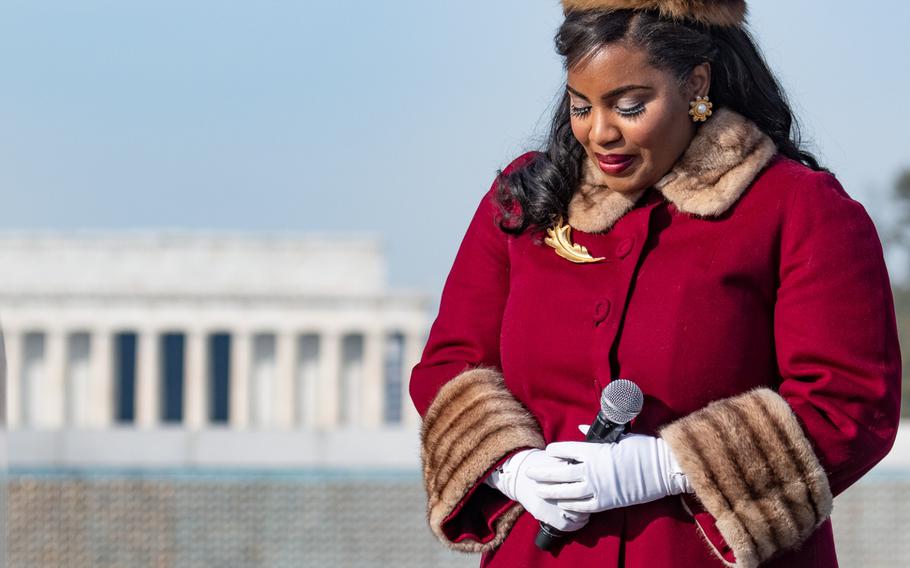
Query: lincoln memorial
[[1, 232, 429, 467]]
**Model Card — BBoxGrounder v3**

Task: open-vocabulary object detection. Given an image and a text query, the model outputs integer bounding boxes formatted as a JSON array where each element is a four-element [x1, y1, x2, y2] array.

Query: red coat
[[410, 108, 901, 567]]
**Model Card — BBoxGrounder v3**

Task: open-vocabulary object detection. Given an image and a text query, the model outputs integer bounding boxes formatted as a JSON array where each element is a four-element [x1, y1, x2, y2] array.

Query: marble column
[[274, 331, 296, 429], [381, 331, 406, 426], [250, 333, 277, 429], [66, 331, 90, 427], [88, 329, 113, 428], [295, 334, 320, 429], [361, 328, 385, 428], [184, 329, 207, 429], [136, 329, 160, 428], [339, 333, 365, 428], [402, 328, 425, 427], [229, 330, 251, 430], [5, 329, 21, 429], [42, 329, 66, 429], [317, 331, 341, 429]]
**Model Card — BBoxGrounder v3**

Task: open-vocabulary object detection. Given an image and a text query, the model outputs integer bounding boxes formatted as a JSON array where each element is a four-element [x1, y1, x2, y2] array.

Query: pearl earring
[[689, 95, 713, 122]]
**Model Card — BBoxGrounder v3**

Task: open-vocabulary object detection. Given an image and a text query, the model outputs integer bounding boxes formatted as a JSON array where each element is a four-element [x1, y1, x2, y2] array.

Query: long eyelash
[[569, 105, 591, 118], [616, 104, 646, 120]]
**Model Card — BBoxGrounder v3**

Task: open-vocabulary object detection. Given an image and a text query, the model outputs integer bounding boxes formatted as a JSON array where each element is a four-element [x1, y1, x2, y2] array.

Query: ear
[[686, 62, 712, 100]]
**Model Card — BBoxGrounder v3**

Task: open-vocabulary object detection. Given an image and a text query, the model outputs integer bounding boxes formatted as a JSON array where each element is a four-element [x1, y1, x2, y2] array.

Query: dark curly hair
[[495, 9, 826, 235]]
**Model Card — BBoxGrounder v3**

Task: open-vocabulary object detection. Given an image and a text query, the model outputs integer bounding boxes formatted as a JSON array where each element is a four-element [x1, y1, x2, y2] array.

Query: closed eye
[[616, 102, 646, 119], [569, 104, 591, 118]]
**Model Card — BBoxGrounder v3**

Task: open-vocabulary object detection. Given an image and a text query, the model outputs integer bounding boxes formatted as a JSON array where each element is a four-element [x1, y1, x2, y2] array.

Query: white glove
[[484, 449, 590, 532], [525, 432, 693, 514]]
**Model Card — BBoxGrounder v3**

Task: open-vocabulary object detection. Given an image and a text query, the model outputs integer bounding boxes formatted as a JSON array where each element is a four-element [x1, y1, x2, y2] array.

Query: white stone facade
[[0, 232, 428, 435]]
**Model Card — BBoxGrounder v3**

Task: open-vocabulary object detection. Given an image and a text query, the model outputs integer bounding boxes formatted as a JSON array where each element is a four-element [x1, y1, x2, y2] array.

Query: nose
[[589, 109, 622, 148]]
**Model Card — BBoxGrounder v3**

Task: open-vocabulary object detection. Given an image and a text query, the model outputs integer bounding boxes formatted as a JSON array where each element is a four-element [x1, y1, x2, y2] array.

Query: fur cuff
[[420, 366, 545, 552], [659, 388, 833, 568]]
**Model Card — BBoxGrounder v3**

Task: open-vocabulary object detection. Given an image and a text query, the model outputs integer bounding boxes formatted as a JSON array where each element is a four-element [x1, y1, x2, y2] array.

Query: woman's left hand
[[525, 431, 692, 514]]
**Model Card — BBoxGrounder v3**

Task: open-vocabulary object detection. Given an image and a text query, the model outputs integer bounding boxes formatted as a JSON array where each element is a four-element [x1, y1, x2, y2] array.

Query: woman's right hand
[[485, 449, 590, 532]]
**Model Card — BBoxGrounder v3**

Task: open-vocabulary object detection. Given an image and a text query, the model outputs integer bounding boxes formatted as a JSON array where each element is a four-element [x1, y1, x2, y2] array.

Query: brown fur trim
[[420, 366, 545, 552], [568, 160, 648, 233], [568, 108, 776, 233], [659, 388, 834, 568], [655, 107, 777, 217], [561, 0, 747, 27]]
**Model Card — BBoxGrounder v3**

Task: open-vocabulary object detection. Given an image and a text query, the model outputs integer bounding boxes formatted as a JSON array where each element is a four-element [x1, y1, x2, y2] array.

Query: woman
[[409, 1, 901, 567]]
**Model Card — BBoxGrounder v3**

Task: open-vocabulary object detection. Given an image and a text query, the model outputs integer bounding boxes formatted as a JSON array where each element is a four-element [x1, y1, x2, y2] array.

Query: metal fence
[[2, 468, 908, 568]]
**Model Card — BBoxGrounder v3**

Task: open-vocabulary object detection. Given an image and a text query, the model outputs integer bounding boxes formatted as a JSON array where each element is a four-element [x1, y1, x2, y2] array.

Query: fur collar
[[567, 107, 778, 233]]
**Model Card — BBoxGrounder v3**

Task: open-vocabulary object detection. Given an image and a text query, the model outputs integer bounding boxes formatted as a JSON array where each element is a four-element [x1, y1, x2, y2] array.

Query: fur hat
[[561, 0, 747, 27]]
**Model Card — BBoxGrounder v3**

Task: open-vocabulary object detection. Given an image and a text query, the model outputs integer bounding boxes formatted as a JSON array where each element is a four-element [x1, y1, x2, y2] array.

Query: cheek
[[570, 119, 588, 147], [628, 108, 685, 162]]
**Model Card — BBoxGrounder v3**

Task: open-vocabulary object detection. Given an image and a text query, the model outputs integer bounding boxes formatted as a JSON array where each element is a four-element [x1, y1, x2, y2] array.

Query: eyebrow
[[566, 84, 651, 101]]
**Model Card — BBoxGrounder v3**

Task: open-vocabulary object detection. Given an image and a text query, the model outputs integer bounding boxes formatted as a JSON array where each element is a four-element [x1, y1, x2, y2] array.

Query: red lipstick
[[595, 153, 635, 174]]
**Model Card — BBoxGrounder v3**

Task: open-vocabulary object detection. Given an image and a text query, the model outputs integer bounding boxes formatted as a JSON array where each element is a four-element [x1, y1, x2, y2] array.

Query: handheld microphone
[[534, 379, 643, 552]]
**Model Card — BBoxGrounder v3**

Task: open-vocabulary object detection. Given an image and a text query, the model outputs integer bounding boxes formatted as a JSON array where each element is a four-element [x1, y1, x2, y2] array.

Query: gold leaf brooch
[[544, 217, 605, 263]]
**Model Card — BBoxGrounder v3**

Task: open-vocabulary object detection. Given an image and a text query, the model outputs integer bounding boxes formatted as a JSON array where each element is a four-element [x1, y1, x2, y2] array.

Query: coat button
[[593, 299, 612, 326], [615, 237, 634, 259]]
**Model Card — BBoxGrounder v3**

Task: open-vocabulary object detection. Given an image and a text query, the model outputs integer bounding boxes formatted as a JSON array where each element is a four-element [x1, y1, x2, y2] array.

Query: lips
[[595, 153, 635, 174]]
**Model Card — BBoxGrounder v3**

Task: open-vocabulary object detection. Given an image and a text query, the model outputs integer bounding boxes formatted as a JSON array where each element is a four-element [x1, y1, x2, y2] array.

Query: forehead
[[567, 43, 668, 92]]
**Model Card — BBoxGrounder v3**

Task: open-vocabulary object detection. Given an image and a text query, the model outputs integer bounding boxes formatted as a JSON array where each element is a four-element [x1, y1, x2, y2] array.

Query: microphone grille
[[600, 379, 643, 425]]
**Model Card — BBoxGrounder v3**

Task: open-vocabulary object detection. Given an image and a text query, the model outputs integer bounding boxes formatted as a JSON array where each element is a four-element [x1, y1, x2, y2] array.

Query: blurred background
[[1, 1, 908, 566]]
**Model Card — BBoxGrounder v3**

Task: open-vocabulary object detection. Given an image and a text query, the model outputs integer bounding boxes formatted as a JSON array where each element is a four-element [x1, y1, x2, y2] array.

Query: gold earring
[[689, 95, 713, 122]]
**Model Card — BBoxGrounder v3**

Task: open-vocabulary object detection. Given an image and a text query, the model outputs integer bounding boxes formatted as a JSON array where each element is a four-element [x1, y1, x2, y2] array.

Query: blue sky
[[2, 1, 909, 297]]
